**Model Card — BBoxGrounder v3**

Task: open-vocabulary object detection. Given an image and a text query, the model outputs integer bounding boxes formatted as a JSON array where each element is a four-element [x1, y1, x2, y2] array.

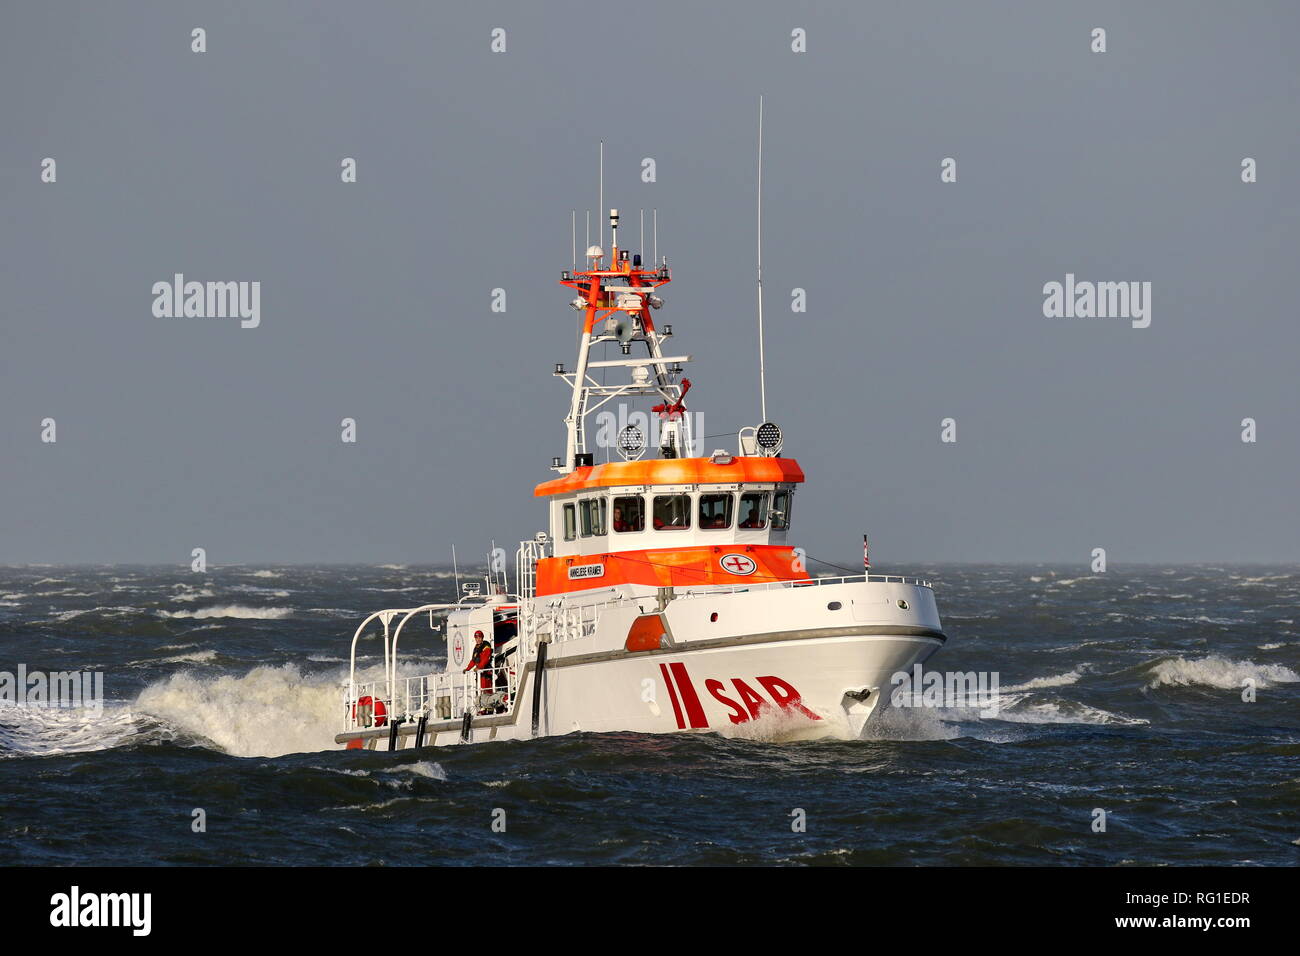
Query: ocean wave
[[231, 586, 292, 598], [134, 664, 344, 757], [130, 659, 418, 759], [1001, 669, 1084, 692], [864, 685, 1147, 740], [715, 705, 839, 743], [158, 605, 293, 620], [994, 696, 1148, 726], [51, 606, 141, 622], [389, 760, 447, 781], [153, 649, 218, 665], [0, 703, 145, 758], [1145, 655, 1300, 690]]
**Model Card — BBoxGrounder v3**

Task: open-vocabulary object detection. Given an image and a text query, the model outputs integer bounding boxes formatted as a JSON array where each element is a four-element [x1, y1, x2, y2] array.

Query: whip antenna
[[756, 95, 768, 422]]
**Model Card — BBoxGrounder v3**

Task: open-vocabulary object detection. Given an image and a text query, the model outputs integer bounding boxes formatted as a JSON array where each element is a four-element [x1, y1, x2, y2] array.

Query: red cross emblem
[[720, 553, 757, 576], [453, 633, 465, 663]]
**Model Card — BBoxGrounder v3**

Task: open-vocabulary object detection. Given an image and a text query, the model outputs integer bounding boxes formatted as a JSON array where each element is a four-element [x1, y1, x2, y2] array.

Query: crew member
[[464, 629, 493, 693]]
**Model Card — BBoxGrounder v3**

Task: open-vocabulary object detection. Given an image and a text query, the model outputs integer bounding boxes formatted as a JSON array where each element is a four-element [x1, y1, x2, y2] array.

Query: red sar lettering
[[705, 676, 821, 723]]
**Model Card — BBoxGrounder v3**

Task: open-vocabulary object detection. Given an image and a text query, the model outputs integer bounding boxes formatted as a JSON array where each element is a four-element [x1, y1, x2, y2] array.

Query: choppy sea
[[0, 564, 1296, 865]]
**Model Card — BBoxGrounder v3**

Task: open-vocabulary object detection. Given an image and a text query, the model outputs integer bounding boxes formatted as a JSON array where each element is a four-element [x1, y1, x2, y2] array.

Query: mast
[[555, 194, 682, 472]]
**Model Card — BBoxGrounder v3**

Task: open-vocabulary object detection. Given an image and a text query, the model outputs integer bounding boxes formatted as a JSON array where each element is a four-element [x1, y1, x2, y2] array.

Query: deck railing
[[343, 664, 519, 732], [675, 572, 933, 598]]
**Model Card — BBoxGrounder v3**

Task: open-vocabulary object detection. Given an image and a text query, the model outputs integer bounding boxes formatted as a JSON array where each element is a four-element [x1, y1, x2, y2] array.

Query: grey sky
[[2, 1, 1297, 565]]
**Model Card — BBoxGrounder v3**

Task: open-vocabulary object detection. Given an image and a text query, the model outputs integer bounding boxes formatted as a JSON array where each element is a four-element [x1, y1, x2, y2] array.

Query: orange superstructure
[[536, 544, 809, 596], [534, 456, 804, 497]]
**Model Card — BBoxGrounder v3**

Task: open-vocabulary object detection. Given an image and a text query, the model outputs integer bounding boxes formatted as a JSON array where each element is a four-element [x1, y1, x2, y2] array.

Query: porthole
[[709, 612, 719, 622], [827, 601, 842, 610], [897, 599, 909, 610]]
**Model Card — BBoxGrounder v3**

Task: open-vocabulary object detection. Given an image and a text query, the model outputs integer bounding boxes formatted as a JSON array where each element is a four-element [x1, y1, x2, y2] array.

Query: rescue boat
[[335, 204, 946, 750]]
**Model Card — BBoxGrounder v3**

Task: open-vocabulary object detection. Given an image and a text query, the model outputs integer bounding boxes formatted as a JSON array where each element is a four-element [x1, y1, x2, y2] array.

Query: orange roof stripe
[[534, 456, 804, 497]]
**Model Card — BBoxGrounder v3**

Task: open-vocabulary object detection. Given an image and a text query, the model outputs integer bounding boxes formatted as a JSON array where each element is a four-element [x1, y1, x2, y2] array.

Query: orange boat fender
[[625, 613, 672, 652]]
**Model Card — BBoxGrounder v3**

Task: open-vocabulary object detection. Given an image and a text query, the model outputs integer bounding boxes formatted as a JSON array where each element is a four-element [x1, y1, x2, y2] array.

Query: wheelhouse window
[[612, 495, 645, 533], [737, 491, 768, 529], [652, 494, 691, 530], [580, 497, 607, 537], [563, 503, 577, 541], [698, 493, 734, 530], [771, 490, 792, 530]]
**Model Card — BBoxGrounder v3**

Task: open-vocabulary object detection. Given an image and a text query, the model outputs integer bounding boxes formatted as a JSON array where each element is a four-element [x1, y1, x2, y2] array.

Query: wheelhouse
[[549, 481, 796, 557]]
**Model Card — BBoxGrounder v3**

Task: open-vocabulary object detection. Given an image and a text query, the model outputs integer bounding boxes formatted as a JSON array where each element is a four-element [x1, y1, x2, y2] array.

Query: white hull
[[339, 578, 944, 749]]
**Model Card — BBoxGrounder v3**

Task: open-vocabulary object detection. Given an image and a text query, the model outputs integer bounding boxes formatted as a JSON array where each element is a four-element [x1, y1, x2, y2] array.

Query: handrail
[[348, 607, 423, 710], [675, 573, 933, 598], [388, 603, 461, 702], [343, 663, 520, 732]]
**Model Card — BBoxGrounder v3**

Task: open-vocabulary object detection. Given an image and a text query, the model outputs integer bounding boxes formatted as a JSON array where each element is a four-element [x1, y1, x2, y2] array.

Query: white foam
[[1146, 655, 1300, 690], [995, 697, 1147, 726], [158, 604, 293, 620], [389, 760, 447, 781], [51, 605, 140, 622], [1002, 669, 1084, 692], [134, 663, 343, 757], [231, 586, 292, 597], [130, 659, 420, 758], [154, 649, 218, 665], [0, 702, 143, 757], [863, 703, 965, 741], [862, 686, 1147, 740], [714, 706, 835, 743], [304, 760, 447, 783]]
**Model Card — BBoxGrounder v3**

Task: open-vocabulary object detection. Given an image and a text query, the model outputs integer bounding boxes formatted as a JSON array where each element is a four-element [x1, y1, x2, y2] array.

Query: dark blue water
[[0, 565, 1296, 865]]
